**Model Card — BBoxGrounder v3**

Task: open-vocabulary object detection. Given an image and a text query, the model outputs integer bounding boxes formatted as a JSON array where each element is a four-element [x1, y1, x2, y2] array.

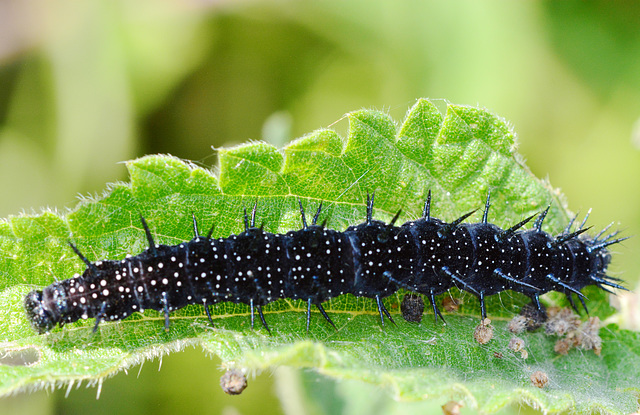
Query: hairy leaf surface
[[0, 99, 637, 414]]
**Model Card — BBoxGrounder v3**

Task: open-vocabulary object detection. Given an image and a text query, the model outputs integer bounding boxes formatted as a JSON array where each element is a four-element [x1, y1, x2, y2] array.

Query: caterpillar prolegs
[[24, 192, 626, 334]]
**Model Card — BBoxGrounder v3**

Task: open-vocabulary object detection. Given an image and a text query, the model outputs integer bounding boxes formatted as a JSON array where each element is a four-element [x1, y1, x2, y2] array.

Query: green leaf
[[0, 99, 637, 414]]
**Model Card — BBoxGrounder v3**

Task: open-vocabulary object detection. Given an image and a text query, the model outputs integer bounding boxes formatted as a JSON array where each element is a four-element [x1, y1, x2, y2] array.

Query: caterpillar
[[24, 192, 626, 334]]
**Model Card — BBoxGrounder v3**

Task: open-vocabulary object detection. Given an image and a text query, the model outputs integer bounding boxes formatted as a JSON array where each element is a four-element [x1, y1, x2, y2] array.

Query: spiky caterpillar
[[24, 192, 626, 334]]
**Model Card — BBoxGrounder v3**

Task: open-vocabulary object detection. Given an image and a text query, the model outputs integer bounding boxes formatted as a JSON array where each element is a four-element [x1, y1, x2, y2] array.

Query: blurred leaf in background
[[1, 0, 640, 414], [0, 0, 211, 216]]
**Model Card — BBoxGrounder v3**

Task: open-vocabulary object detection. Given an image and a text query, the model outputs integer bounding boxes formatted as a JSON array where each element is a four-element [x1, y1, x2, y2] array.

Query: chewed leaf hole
[[0, 347, 40, 366]]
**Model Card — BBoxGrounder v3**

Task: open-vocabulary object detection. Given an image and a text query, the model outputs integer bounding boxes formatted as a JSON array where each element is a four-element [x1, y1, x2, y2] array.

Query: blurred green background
[[1, 0, 640, 414]]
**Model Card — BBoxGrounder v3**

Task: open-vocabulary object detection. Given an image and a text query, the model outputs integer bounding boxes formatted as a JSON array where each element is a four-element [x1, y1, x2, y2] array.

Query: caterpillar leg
[[375, 295, 396, 327], [162, 292, 171, 331], [306, 298, 337, 331], [316, 302, 336, 330], [479, 291, 487, 320], [93, 302, 107, 333], [250, 299, 270, 333], [428, 290, 445, 324], [203, 299, 215, 326]]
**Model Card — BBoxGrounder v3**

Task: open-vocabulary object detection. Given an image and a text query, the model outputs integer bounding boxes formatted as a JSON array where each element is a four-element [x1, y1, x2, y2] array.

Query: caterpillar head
[[24, 290, 57, 334]]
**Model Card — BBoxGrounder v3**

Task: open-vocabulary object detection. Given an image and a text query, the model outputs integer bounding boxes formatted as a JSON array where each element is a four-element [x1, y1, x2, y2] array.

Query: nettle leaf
[[0, 99, 638, 413]]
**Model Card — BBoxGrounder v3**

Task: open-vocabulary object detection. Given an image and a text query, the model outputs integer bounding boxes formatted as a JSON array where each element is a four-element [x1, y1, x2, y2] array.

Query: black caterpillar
[[24, 192, 626, 334]]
